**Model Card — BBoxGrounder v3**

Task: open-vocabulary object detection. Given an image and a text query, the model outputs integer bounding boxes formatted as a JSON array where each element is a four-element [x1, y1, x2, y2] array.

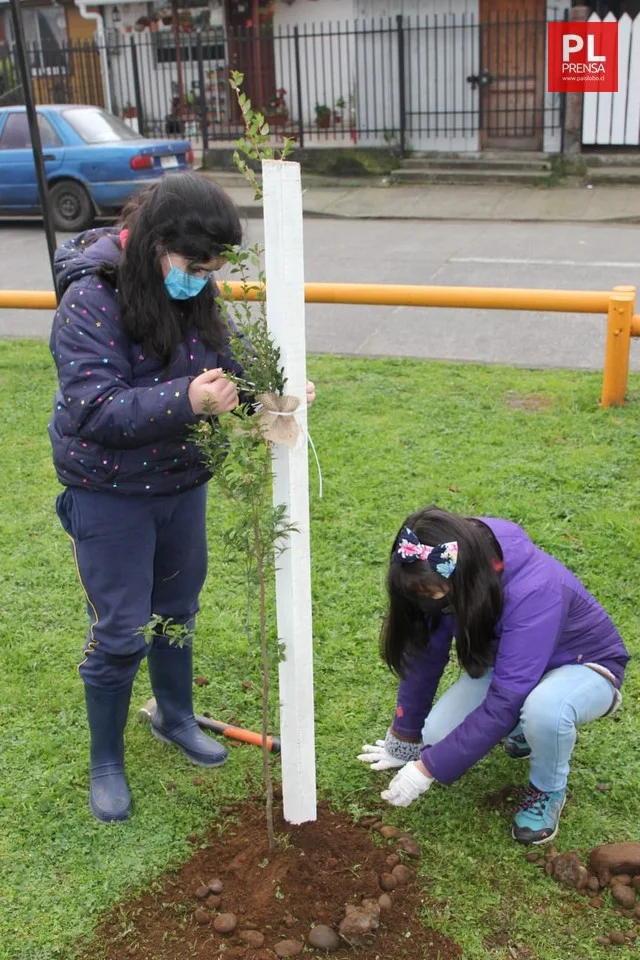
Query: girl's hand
[[306, 381, 316, 406], [380, 761, 435, 807], [189, 368, 239, 415], [357, 729, 421, 769]]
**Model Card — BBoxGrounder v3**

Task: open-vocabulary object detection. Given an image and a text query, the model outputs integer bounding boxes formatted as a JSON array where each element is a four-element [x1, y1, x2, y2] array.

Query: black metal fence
[[0, 14, 567, 153]]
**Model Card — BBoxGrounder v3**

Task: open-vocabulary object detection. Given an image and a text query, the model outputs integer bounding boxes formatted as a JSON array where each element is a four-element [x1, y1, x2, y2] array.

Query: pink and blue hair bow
[[392, 526, 458, 578]]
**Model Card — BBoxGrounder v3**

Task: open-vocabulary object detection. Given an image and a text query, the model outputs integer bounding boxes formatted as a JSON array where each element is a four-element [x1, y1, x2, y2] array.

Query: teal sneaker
[[512, 784, 566, 845], [504, 723, 531, 760]]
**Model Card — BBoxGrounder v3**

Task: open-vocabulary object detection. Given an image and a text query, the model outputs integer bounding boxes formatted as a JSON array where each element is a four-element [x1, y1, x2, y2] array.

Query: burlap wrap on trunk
[[256, 392, 300, 448]]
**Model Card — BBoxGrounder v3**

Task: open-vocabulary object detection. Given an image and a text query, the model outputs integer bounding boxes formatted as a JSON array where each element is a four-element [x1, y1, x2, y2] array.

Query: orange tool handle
[[195, 714, 281, 754]]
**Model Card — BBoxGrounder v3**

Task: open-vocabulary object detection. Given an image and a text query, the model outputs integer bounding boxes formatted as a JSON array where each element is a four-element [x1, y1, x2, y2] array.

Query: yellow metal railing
[[1, 282, 637, 407]]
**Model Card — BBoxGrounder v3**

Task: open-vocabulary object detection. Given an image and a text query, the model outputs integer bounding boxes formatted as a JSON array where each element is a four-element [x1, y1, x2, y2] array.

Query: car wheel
[[50, 180, 95, 232]]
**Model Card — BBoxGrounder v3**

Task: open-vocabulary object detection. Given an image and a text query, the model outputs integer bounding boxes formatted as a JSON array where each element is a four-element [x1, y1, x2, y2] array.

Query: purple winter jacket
[[48, 228, 246, 496], [391, 518, 629, 786]]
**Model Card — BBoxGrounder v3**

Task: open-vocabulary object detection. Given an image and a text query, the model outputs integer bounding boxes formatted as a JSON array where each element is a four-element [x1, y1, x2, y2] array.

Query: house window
[[4, 6, 68, 72], [155, 26, 225, 65]]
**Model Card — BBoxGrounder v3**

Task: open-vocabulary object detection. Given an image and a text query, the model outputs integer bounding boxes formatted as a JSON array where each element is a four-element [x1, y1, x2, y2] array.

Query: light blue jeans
[[421, 664, 617, 793]]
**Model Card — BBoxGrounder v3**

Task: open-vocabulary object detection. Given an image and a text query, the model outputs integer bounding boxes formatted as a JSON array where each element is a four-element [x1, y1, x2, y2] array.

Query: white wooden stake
[[262, 159, 317, 825]]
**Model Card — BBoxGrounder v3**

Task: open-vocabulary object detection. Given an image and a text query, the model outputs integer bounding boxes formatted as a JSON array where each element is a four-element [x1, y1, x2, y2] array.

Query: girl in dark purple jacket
[[49, 174, 314, 824], [358, 505, 628, 845]]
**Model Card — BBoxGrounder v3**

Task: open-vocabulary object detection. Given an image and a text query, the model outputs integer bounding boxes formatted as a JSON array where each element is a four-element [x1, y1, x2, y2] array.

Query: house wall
[[273, 0, 356, 134], [351, 0, 480, 151]]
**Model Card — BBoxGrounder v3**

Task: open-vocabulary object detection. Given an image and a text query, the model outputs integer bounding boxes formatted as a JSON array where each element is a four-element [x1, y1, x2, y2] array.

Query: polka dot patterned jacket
[[48, 228, 245, 496]]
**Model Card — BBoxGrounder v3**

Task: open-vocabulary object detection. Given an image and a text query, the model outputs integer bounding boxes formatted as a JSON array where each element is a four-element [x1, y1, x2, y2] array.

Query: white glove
[[381, 761, 434, 807], [357, 729, 421, 771], [357, 739, 405, 771]]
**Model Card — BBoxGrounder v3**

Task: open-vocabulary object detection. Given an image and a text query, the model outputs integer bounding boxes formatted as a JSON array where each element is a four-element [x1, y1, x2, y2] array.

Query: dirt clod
[[213, 913, 237, 934], [378, 894, 393, 912], [613, 874, 632, 886], [633, 876, 640, 891], [194, 885, 209, 899], [273, 940, 304, 957], [239, 930, 265, 948], [590, 844, 640, 878], [596, 935, 611, 946], [208, 878, 224, 894], [553, 852, 585, 889], [397, 835, 421, 859], [195, 676, 209, 687], [192, 777, 204, 787], [525, 852, 540, 863], [339, 903, 379, 944], [378, 826, 401, 840], [193, 909, 210, 924], [611, 884, 636, 909], [610, 931, 626, 945], [308, 924, 341, 951], [166, 782, 177, 791], [391, 864, 412, 886], [588, 876, 601, 894], [385, 854, 400, 869], [590, 897, 603, 909], [205, 894, 221, 910], [379, 873, 397, 891]]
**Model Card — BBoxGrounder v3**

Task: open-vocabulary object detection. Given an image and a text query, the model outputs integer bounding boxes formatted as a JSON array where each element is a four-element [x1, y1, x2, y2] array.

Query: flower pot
[[317, 115, 331, 129]]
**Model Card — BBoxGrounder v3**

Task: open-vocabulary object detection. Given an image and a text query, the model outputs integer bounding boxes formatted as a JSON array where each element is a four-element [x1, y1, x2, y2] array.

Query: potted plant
[[333, 96, 346, 123], [264, 88, 288, 126], [123, 102, 137, 119], [315, 103, 331, 129]]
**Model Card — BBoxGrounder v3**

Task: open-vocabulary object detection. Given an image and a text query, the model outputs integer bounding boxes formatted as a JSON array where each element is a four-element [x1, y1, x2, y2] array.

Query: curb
[[235, 206, 640, 225]]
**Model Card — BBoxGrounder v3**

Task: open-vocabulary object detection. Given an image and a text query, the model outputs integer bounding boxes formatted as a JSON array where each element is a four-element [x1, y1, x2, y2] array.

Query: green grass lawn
[[1, 340, 639, 960]]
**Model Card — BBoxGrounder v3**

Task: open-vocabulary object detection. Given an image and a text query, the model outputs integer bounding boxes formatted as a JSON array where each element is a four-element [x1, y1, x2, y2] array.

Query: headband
[[392, 526, 458, 578]]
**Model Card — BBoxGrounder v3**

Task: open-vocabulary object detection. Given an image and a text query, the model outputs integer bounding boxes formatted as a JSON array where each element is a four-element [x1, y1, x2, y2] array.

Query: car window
[[0, 112, 61, 150], [62, 107, 140, 143]]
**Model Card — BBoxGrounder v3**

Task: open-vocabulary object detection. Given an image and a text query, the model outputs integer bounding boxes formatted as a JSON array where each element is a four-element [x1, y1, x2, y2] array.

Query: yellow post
[[601, 287, 636, 407]]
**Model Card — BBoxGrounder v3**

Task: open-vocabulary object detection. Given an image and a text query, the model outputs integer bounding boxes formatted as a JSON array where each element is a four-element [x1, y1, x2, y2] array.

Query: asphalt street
[[1, 217, 639, 371]]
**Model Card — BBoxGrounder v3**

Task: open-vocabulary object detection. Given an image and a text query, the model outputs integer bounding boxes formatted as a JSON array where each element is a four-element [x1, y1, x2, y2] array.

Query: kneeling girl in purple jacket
[[358, 505, 628, 845]]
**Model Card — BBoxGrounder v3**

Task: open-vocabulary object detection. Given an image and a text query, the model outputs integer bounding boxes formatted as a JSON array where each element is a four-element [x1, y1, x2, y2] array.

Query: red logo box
[[547, 22, 618, 93]]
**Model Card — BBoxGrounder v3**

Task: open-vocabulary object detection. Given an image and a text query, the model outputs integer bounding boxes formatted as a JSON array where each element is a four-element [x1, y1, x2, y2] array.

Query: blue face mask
[[164, 256, 212, 301]]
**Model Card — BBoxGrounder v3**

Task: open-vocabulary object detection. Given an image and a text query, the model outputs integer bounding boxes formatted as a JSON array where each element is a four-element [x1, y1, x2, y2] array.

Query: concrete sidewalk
[[201, 171, 640, 223]]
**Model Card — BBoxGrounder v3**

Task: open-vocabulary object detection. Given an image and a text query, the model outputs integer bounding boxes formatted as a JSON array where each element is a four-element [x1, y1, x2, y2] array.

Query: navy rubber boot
[[147, 638, 228, 767], [84, 682, 132, 823]]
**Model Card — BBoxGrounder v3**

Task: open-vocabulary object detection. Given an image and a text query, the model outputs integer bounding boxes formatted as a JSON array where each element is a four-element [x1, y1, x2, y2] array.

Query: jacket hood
[[55, 228, 122, 296]]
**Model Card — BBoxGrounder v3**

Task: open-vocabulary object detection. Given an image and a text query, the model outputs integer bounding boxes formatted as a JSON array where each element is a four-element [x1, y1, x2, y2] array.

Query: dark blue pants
[[56, 485, 208, 689]]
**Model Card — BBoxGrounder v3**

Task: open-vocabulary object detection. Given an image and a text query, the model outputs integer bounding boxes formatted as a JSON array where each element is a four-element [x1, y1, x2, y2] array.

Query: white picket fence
[[582, 12, 640, 146]]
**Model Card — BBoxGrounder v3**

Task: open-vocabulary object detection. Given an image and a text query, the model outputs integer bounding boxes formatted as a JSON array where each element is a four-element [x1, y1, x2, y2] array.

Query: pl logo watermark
[[547, 22, 618, 93]]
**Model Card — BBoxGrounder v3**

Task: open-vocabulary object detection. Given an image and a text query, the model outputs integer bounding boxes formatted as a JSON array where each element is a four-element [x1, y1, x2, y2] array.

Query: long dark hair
[[108, 174, 242, 366], [381, 505, 504, 679]]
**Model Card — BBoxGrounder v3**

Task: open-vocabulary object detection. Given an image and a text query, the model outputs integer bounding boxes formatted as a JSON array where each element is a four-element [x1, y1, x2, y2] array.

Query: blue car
[[0, 104, 193, 231]]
